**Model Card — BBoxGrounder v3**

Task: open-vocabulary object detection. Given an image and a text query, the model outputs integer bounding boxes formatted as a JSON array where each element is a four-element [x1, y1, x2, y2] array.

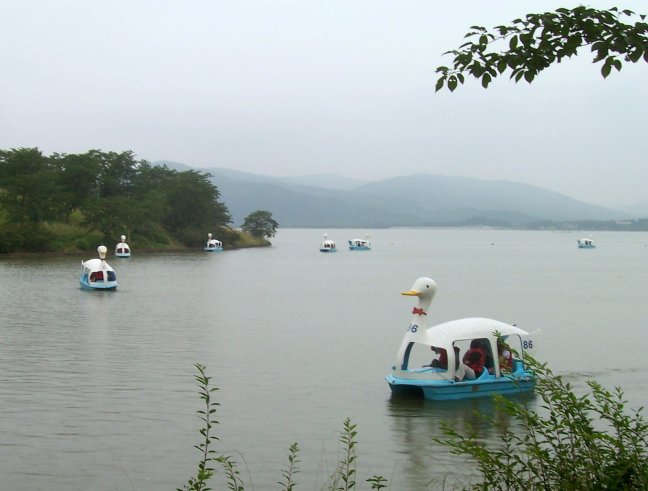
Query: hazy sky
[[2, 1, 647, 206]]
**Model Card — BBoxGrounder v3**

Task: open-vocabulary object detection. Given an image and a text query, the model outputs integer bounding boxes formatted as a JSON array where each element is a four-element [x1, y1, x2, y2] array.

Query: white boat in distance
[[319, 233, 337, 253], [79, 245, 118, 290], [115, 235, 131, 257], [204, 233, 223, 252], [577, 238, 595, 248], [348, 234, 371, 251]]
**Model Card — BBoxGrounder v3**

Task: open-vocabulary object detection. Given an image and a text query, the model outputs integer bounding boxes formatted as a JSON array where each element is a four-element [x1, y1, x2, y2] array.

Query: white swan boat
[[79, 245, 118, 290], [204, 233, 223, 252], [385, 277, 536, 401], [577, 238, 595, 249], [115, 235, 131, 257], [348, 234, 371, 251], [319, 233, 337, 253]]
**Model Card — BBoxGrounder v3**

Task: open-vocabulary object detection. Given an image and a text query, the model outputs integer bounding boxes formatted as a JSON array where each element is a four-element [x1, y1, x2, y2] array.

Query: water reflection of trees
[[386, 393, 536, 489]]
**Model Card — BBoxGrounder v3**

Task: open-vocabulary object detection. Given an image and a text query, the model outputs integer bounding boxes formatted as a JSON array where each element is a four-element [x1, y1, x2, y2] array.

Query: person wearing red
[[427, 346, 448, 369]]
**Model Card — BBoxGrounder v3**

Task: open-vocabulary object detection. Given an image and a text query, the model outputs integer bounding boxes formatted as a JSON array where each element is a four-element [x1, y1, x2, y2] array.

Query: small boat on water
[[115, 235, 131, 257], [79, 245, 118, 290], [385, 277, 536, 401], [204, 233, 223, 252], [348, 234, 371, 251], [577, 238, 595, 249], [320, 234, 337, 253]]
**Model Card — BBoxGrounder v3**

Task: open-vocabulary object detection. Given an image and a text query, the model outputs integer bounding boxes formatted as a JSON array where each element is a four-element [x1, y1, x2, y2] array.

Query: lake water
[[1, 228, 648, 490]]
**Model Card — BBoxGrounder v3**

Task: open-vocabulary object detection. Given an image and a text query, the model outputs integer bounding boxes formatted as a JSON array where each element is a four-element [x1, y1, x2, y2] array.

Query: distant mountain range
[[154, 160, 634, 228]]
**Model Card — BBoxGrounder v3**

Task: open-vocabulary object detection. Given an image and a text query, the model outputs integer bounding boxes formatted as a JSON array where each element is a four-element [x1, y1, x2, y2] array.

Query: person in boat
[[463, 342, 486, 377], [473, 338, 495, 374], [428, 346, 448, 369], [497, 339, 513, 372], [454, 346, 476, 381]]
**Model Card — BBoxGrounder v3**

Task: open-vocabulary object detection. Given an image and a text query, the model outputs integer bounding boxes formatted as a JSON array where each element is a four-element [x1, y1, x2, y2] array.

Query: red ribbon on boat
[[412, 307, 427, 316]]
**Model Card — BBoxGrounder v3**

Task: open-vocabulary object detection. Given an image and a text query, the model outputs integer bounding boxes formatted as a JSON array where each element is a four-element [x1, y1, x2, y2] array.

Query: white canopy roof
[[415, 317, 529, 348], [82, 258, 114, 272]]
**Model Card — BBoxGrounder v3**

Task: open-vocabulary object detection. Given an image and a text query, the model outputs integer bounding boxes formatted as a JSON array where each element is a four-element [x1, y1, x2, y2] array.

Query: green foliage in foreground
[[436, 356, 648, 490], [180, 364, 388, 491], [436, 6, 648, 91], [182, 359, 648, 490]]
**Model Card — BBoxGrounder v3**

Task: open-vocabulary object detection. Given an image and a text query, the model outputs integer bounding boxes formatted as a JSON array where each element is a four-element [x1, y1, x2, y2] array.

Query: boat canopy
[[82, 258, 111, 271], [413, 317, 529, 349]]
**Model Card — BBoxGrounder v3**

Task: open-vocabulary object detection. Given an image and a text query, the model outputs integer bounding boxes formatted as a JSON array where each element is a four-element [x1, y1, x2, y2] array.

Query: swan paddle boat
[[204, 233, 223, 252], [79, 245, 118, 290], [348, 234, 371, 251], [115, 235, 131, 257], [385, 277, 536, 401], [577, 238, 595, 249], [319, 234, 337, 253]]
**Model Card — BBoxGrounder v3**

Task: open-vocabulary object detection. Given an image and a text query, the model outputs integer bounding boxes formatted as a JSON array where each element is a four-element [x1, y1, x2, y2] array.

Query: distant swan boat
[[348, 234, 371, 251], [115, 235, 131, 257], [204, 233, 223, 252], [320, 233, 337, 253], [577, 238, 595, 249], [80, 245, 118, 290]]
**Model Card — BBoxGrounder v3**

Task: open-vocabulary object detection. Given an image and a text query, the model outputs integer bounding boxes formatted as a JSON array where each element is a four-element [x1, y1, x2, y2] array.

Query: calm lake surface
[[2, 228, 648, 490]]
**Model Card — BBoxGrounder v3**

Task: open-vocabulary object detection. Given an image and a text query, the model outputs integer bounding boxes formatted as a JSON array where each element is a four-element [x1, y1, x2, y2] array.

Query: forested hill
[[157, 161, 629, 228], [0, 149, 235, 253]]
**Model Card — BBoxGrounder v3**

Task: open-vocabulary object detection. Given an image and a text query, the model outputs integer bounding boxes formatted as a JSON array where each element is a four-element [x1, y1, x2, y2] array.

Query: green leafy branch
[[434, 355, 648, 489], [436, 6, 648, 91]]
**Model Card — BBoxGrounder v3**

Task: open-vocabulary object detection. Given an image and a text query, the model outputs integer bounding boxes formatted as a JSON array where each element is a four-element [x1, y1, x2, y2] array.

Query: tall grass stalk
[[179, 364, 390, 490], [178, 363, 219, 491]]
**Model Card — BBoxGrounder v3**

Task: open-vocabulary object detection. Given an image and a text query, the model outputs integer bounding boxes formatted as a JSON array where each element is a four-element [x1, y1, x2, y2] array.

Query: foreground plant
[[178, 363, 220, 491], [180, 364, 389, 490], [435, 356, 648, 490], [278, 442, 300, 491]]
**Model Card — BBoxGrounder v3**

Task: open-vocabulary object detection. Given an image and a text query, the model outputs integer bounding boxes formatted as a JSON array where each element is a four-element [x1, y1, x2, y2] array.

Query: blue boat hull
[[79, 275, 118, 291], [385, 373, 535, 401], [320, 248, 337, 252]]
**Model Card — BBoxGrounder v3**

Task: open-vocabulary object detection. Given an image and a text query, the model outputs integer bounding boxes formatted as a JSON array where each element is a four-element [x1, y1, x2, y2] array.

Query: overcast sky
[[1, 1, 647, 207]]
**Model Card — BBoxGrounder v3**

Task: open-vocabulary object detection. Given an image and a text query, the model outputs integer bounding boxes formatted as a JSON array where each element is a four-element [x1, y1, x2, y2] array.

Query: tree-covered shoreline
[[0, 147, 270, 254]]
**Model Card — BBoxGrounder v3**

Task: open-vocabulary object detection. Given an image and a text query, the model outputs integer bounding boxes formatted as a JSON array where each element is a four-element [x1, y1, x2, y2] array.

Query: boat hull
[[79, 276, 118, 290], [320, 248, 337, 252], [349, 246, 370, 251], [385, 373, 535, 401], [115, 252, 131, 258]]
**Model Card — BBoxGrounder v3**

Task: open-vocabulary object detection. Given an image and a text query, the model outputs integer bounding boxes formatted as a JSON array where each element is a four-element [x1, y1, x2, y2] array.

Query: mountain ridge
[[153, 160, 631, 227]]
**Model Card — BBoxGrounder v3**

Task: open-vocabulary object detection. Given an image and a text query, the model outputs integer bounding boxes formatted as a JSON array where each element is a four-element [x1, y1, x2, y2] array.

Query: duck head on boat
[[79, 245, 118, 290], [386, 277, 536, 401]]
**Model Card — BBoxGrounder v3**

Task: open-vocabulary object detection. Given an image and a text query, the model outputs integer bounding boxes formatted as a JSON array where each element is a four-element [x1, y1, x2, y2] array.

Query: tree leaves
[[435, 6, 648, 90]]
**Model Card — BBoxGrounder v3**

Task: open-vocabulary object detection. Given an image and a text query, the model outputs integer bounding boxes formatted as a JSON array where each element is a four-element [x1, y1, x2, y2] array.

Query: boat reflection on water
[[386, 392, 536, 489]]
